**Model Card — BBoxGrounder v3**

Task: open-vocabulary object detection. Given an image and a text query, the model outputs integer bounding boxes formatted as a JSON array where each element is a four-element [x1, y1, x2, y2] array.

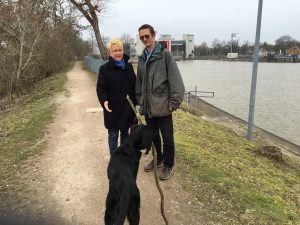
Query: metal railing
[[185, 86, 214, 105], [84, 57, 107, 74]]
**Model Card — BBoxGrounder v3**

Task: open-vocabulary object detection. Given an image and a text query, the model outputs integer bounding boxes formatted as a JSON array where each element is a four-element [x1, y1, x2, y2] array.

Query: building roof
[[171, 40, 185, 46]]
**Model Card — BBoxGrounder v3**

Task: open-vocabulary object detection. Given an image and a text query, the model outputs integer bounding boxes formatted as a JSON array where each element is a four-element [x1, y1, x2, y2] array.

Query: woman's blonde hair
[[107, 38, 123, 51]]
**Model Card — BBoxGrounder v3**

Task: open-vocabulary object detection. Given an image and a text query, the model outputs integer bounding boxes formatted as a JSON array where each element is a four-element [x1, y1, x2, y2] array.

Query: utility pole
[[247, 0, 264, 141]]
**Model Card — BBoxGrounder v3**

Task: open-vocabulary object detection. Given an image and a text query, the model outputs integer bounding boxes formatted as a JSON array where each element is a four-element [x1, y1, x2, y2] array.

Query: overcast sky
[[82, 0, 300, 45]]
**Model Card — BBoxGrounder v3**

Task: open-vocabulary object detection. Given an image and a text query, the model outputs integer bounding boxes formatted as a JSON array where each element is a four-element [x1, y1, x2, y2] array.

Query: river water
[[177, 60, 300, 146]]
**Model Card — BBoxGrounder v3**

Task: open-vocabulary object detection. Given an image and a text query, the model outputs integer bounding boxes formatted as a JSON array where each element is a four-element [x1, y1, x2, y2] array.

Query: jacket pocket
[[151, 62, 168, 94], [149, 95, 170, 117]]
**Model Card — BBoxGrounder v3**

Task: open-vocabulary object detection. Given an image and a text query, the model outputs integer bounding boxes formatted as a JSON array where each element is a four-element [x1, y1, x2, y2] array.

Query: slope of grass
[[173, 108, 300, 225], [0, 64, 71, 186]]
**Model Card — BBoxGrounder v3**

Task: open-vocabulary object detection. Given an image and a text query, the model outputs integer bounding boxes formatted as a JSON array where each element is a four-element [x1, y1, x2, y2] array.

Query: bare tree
[[194, 42, 209, 57], [15, 1, 51, 94], [101, 35, 110, 49], [69, 0, 112, 59], [0, 0, 91, 99], [121, 33, 132, 56], [275, 35, 295, 55], [0, 0, 51, 97], [240, 41, 251, 55]]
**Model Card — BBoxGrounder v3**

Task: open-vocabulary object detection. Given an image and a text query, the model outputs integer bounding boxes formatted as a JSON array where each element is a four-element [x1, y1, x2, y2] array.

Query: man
[[136, 24, 185, 180]]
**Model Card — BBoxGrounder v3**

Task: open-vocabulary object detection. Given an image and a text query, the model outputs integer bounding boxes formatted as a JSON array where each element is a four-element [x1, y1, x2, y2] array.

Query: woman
[[96, 38, 136, 155]]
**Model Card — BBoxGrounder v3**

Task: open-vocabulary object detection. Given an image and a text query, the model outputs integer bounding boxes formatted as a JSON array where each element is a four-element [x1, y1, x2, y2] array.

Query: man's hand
[[104, 101, 112, 112], [168, 102, 172, 112]]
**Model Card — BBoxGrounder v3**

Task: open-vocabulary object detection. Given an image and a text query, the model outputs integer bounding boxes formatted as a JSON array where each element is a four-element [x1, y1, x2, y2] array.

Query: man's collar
[[146, 43, 156, 54]]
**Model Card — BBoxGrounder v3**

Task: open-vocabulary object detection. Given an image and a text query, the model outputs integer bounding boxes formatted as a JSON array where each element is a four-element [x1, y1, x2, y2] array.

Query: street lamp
[[231, 33, 238, 53], [247, 0, 263, 141]]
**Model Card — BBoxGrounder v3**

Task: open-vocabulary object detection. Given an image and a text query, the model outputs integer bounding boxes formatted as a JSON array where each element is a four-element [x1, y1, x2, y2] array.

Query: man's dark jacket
[[96, 55, 136, 129]]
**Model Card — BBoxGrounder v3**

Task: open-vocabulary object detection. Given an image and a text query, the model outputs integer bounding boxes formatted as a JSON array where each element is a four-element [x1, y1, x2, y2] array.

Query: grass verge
[[173, 106, 300, 225], [0, 64, 72, 192]]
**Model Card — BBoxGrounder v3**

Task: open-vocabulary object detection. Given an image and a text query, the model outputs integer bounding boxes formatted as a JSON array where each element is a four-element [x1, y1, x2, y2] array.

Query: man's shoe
[[159, 166, 173, 180], [144, 160, 163, 172]]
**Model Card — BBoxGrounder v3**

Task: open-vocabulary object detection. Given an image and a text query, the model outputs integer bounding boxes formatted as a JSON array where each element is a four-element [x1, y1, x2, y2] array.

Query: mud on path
[[1, 62, 203, 225]]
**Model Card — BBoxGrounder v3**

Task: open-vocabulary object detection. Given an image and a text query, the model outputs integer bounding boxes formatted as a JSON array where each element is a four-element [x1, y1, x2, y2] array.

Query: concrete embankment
[[187, 97, 300, 159]]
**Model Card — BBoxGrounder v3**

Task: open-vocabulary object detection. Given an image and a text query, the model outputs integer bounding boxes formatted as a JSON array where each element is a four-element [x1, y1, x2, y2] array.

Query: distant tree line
[[0, 0, 92, 100], [194, 35, 300, 59]]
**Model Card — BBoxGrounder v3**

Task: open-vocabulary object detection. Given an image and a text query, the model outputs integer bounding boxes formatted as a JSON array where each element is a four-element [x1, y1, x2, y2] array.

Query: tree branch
[[0, 24, 19, 40], [69, 0, 93, 24], [21, 19, 45, 73]]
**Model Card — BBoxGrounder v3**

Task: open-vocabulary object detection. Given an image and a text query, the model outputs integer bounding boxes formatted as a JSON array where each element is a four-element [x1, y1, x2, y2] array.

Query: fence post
[[187, 92, 190, 106], [194, 85, 198, 105]]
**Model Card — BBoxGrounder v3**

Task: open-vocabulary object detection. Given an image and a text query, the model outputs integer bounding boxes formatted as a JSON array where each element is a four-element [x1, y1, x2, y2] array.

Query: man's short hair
[[138, 24, 155, 35]]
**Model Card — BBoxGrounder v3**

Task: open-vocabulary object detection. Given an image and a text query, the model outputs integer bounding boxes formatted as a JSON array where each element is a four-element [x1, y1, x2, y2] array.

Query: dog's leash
[[126, 95, 169, 225]]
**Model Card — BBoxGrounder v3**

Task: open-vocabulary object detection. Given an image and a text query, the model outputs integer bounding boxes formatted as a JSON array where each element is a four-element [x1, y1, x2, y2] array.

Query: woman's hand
[[104, 101, 112, 112]]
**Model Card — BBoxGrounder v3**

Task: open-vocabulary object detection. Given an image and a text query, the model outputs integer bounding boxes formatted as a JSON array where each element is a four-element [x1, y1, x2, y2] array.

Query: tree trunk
[[69, 0, 108, 59], [92, 22, 107, 59]]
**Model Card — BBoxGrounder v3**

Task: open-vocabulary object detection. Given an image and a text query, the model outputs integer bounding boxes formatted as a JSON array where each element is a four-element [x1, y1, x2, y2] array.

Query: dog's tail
[[114, 186, 131, 225]]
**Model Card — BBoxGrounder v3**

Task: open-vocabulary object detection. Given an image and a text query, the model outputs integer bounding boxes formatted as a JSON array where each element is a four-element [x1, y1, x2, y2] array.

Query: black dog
[[104, 124, 154, 225]]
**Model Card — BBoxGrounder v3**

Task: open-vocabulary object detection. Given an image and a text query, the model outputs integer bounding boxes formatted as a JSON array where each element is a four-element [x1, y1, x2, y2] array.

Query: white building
[[134, 34, 144, 57], [131, 33, 195, 60], [183, 34, 194, 59]]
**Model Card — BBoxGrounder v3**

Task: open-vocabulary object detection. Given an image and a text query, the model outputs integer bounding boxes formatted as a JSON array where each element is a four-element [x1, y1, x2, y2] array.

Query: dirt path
[[2, 62, 203, 225]]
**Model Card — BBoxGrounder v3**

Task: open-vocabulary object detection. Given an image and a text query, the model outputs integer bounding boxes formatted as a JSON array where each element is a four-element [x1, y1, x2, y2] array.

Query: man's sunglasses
[[139, 34, 151, 40]]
